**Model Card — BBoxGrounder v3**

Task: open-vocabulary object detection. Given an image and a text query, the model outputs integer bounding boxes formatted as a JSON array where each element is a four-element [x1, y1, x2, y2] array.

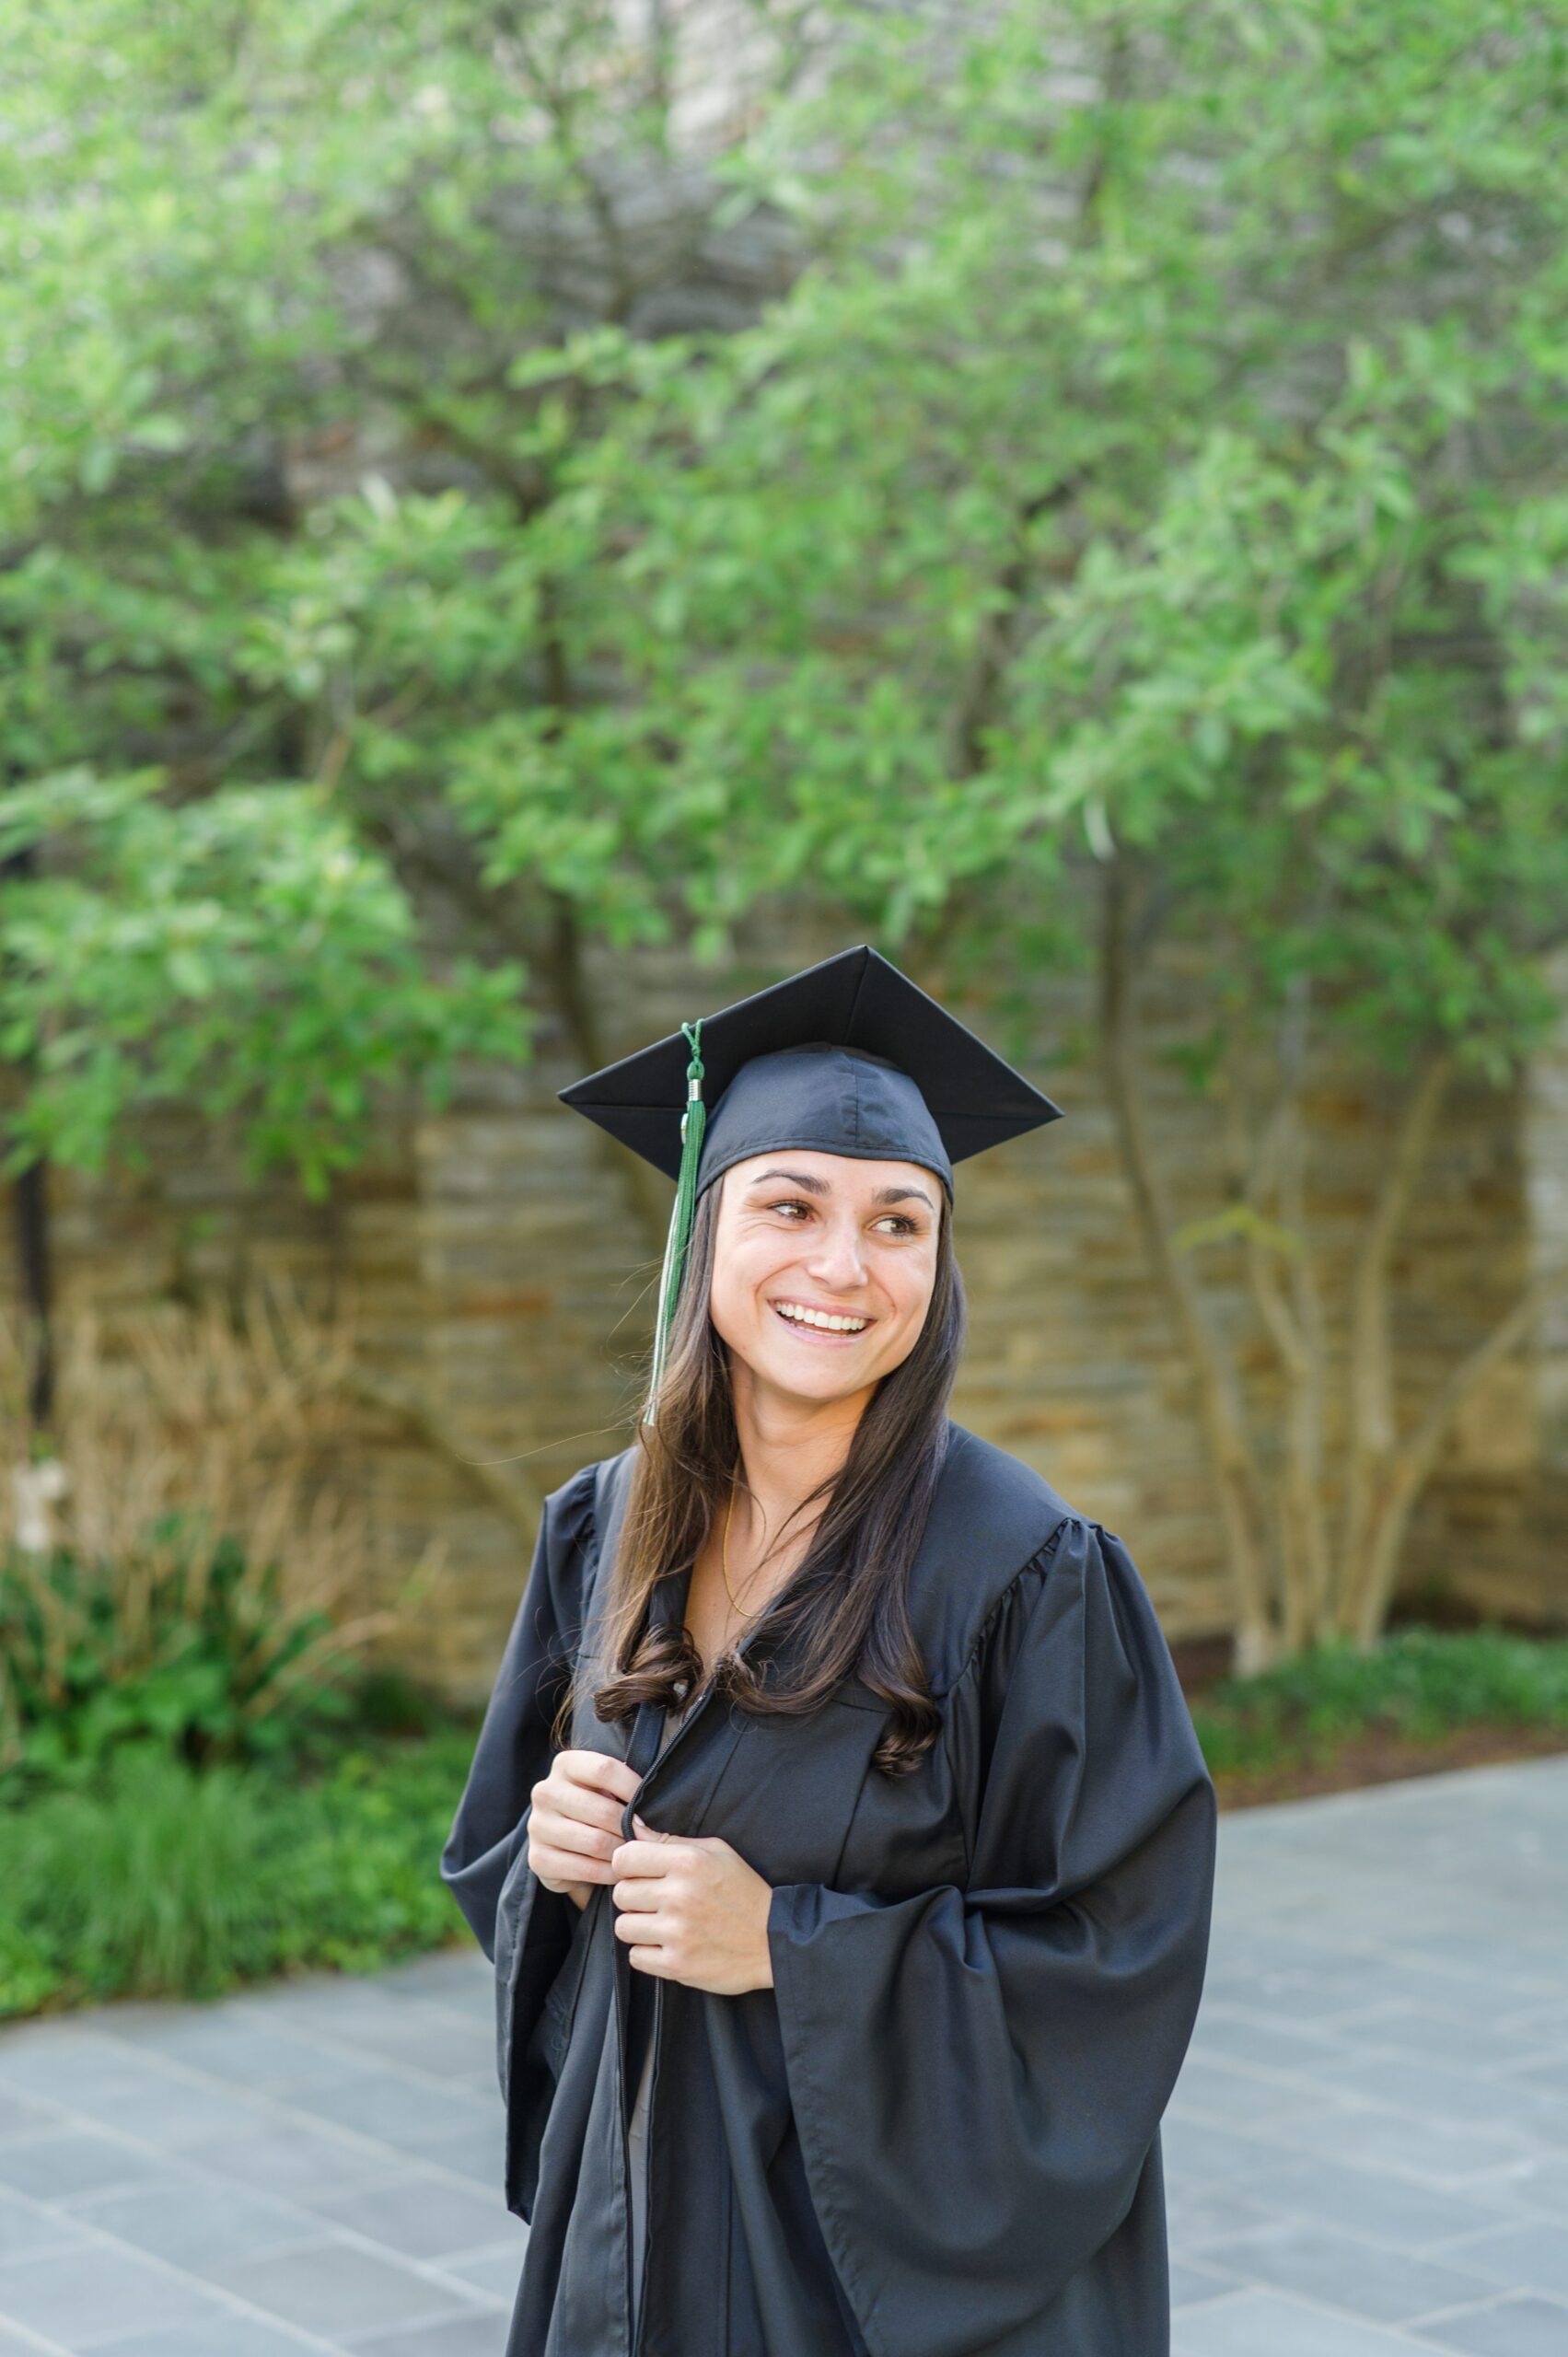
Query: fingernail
[[633, 1812, 648, 1833]]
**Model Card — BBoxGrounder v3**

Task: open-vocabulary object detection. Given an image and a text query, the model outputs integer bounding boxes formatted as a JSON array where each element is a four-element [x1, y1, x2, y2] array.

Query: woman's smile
[[769, 1295, 876, 1344]]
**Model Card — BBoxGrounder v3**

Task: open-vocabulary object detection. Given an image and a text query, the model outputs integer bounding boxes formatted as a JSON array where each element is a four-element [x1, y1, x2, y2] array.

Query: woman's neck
[[727, 1363, 874, 1564]]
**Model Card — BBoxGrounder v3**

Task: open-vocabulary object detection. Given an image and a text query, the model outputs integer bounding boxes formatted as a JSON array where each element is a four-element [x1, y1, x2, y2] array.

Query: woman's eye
[[763, 1201, 920, 1237]]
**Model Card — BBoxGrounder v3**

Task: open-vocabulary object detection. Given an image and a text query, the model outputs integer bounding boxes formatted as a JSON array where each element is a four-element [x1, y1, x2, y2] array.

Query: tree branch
[[1336, 1047, 1453, 1613], [1097, 850, 1276, 1664], [1348, 1257, 1568, 1644]]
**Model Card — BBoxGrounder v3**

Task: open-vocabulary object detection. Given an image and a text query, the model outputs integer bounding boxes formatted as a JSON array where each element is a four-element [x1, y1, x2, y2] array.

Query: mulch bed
[[1211, 1722, 1568, 1811]]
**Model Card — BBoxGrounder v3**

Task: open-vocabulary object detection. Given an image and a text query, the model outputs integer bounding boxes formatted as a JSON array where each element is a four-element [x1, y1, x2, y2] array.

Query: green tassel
[[643, 1018, 705, 1425]]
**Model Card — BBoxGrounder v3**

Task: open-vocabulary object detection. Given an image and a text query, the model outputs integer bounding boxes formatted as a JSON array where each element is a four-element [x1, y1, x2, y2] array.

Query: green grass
[[1191, 1625, 1568, 1778], [4, 1628, 1566, 2019], [0, 1725, 480, 2018]]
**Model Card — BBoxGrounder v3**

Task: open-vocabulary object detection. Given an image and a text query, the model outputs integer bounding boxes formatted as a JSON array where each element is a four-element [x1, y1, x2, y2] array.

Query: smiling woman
[[721, 1151, 936, 1350], [441, 946, 1217, 2357]]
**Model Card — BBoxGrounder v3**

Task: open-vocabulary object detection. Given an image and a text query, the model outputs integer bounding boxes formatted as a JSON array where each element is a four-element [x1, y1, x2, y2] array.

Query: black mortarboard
[[559, 945, 1064, 1418]]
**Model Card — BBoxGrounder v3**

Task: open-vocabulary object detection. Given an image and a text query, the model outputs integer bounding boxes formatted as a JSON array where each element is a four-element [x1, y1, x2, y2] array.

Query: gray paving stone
[[93, 2322, 325, 2357], [1166, 2187, 1282, 2249], [97, 2012, 370, 2098], [1209, 2144, 1534, 2252], [1513, 2055, 1568, 2107], [1292, 2051, 1566, 2147], [0, 2185, 90, 2261], [371, 1953, 491, 1998], [1161, 2111, 1303, 2189], [1421, 2294, 1568, 2356], [1496, 2002, 1568, 2047], [201, 2239, 483, 2340], [56, 2072, 280, 2152], [1293, 1959, 1532, 2020], [0, 2030, 143, 2099], [98, 2008, 370, 2084], [308, 2171, 517, 2263], [285, 2074, 494, 2152], [1194, 2216, 1500, 2326], [375, 1956, 493, 2008], [178, 2119, 414, 2206], [75, 2169, 322, 2273], [0, 2240, 227, 2347], [348, 2314, 510, 2356], [1198, 1956, 1393, 2024], [394, 2114, 505, 2190], [1402, 1928, 1562, 1995], [1288, 2104, 1539, 2189], [0, 1750, 1562, 2349], [1170, 1761, 1568, 2338], [0, 2092, 60, 2144], [1490, 2154, 1568, 2219], [1170, 2052, 1360, 2131], [1187, 2007, 1348, 2074], [1497, 2040, 1568, 2081], [1442, 2219, 1568, 2301], [0, 2130, 162, 2204], [1336, 2004, 1564, 2074], [1169, 2257, 1239, 2311], [390, 1981, 494, 2031], [1172, 2286, 1451, 2355], [231, 1984, 433, 2041], [432, 2244, 524, 2303], [296, 2014, 489, 2084]]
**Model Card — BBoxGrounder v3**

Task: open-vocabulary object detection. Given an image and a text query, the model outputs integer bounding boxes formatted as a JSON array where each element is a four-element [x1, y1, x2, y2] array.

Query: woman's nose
[[805, 1220, 867, 1289]]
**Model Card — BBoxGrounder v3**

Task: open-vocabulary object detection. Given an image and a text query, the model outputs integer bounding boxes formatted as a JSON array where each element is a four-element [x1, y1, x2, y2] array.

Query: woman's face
[[706, 1148, 942, 1412]]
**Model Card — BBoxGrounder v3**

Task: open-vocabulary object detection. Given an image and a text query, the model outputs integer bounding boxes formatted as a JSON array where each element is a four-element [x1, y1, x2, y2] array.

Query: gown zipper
[[619, 1581, 784, 2351]]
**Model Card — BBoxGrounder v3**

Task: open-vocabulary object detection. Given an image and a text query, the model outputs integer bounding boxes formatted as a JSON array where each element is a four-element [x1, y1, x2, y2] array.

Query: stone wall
[[19, 919, 1565, 1701]]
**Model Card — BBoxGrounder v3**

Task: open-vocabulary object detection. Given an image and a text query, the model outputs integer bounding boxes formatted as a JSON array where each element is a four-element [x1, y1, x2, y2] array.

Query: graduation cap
[[559, 945, 1064, 1420]]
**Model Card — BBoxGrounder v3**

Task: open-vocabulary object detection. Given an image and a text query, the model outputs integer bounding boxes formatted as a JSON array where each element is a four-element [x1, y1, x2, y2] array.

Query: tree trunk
[[1095, 856, 1283, 1670], [1340, 1257, 1568, 1644], [1334, 1051, 1452, 1634]]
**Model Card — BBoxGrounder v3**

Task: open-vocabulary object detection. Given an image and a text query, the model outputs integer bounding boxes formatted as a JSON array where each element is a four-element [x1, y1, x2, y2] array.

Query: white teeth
[[773, 1302, 868, 1332]]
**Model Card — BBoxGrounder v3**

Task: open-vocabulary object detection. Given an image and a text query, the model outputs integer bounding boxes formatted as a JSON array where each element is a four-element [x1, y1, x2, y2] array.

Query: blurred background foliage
[[6, 0, 1566, 1178], [0, 1286, 462, 2013], [4, 0, 1568, 2005], [0, 1289, 397, 1792], [6, 0, 1568, 1663]]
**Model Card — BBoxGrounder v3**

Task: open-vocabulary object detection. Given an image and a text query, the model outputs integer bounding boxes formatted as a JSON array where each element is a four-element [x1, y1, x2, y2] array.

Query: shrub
[[1191, 1626, 1568, 1776], [0, 1747, 290, 2009], [0, 1725, 480, 2015], [0, 1286, 414, 1792], [0, 1523, 353, 1788]]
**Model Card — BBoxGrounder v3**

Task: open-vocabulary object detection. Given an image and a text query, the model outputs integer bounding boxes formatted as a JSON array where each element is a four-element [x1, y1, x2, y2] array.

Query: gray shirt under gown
[[626, 1695, 691, 2335]]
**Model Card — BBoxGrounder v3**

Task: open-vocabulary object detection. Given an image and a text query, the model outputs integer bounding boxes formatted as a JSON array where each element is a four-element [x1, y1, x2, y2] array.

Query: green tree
[[524, 0, 1568, 1664], [6, 1, 1567, 1656]]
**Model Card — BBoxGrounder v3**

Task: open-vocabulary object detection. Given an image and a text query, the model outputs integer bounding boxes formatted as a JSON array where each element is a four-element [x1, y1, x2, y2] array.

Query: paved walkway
[[0, 1755, 1562, 2354]]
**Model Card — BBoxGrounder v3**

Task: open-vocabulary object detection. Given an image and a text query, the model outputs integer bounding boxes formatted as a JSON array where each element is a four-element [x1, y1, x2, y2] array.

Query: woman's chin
[[743, 1338, 876, 1408]]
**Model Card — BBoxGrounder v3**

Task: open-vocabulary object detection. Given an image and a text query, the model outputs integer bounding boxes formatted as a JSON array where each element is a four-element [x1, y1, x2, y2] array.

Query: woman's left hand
[[610, 1814, 774, 1993]]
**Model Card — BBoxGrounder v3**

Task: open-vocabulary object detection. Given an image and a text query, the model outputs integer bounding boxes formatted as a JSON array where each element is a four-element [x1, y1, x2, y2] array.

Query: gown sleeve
[[765, 1512, 1217, 2357], [439, 1459, 599, 1967]]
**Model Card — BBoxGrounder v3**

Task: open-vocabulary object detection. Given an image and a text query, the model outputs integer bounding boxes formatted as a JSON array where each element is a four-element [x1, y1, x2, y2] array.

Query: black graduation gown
[[440, 1419, 1216, 2357]]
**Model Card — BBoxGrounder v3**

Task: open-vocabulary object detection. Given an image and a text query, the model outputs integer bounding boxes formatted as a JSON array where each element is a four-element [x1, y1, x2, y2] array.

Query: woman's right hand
[[529, 1749, 644, 1911]]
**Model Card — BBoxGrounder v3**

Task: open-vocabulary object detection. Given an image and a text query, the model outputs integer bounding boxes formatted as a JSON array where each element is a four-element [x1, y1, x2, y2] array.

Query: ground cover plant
[[2, 1624, 1564, 2018], [1190, 1624, 1568, 1804], [0, 1707, 477, 2018]]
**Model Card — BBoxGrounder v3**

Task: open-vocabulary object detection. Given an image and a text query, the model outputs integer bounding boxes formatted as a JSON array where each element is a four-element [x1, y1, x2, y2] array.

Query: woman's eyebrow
[[746, 1168, 935, 1213]]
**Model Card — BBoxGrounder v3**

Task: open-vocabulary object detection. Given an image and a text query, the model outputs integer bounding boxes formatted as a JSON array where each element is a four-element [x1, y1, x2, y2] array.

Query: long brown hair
[[564, 1165, 967, 1776]]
